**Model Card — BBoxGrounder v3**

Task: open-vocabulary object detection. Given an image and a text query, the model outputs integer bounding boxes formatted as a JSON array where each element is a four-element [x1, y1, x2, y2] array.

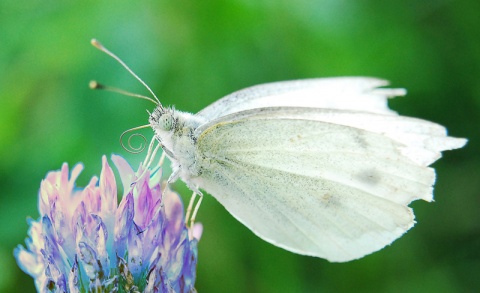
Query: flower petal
[[134, 180, 154, 228], [115, 192, 134, 258], [100, 156, 117, 213], [111, 154, 136, 198], [16, 155, 200, 292], [14, 245, 43, 277], [68, 259, 80, 293], [117, 255, 139, 292], [77, 241, 101, 280]]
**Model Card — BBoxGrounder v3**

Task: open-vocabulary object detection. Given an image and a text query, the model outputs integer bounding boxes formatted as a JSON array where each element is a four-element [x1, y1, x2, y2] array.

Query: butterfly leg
[[153, 149, 166, 171], [185, 191, 197, 226], [190, 192, 203, 228], [142, 136, 157, 167], [137, 140, 162, 183], [158, 168, 184, 209], [143, 142, 161, 170], [167, 169, 180, 184]]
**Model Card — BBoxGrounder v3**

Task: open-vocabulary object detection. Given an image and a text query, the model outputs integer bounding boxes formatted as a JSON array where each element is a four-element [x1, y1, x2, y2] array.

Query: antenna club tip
[[91, 39, 104, 49], [89, 80, 103, 89]]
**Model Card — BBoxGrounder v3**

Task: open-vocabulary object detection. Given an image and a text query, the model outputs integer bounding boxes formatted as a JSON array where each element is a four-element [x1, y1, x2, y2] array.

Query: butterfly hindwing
[[192, 115, 436, 262]]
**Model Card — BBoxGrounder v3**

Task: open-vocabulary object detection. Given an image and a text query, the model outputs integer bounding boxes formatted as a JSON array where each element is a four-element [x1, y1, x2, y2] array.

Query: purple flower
[[14, 155, 202, 292]]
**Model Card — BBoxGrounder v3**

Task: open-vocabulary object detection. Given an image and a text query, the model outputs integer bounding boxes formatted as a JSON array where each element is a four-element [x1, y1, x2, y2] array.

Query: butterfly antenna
[[89, 80, 158, 105], [120, 125, 151, 154], [91, 39, 163, 107]]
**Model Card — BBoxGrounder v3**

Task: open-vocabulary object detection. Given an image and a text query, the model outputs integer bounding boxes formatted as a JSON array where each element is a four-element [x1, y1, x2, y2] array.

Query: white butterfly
[[92, 40, 467, 262]]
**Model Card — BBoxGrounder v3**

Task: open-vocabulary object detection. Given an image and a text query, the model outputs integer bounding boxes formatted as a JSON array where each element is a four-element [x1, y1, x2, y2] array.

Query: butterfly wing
[[195, 77, 405, 120], [195, 107, 466, 166], [191, 109, 466, 262]]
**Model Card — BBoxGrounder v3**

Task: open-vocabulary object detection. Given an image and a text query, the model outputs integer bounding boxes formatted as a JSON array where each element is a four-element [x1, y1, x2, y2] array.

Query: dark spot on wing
[[354, 134, 369, 149], [356, 169, 381, 185]]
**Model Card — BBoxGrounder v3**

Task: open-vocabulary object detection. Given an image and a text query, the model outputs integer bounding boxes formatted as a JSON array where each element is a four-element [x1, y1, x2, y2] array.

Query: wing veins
[[214, 156, 395, 249], [211, 151, 431, 205], [213, 158, 359, 256]]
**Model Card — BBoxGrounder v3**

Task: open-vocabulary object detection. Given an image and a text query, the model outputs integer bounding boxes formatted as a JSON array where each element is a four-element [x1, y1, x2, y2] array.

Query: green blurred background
[[1, 0, 478, 292]]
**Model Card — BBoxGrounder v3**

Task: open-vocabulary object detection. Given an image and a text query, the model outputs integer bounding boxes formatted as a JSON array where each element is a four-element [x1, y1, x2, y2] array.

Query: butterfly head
[[152, 107, 176, 131], [149, 106, 178, 132], [149, 106, 183, 158]]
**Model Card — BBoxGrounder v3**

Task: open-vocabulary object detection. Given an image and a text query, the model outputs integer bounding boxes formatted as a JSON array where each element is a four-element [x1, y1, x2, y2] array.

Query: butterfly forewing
[[195, 77, 401, 120]]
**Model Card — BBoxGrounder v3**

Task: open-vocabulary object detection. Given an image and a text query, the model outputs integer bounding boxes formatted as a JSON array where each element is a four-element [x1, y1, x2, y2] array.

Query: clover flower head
[[14, 154, 202, 292]]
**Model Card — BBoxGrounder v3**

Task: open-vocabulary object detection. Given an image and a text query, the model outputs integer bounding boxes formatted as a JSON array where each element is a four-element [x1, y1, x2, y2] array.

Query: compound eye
[[160, 114, 174, 131]]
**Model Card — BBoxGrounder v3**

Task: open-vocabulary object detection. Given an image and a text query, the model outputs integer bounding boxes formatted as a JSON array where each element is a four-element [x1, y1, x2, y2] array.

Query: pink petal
[[111, 154, 135, 198], [100, 156, 117, 213]]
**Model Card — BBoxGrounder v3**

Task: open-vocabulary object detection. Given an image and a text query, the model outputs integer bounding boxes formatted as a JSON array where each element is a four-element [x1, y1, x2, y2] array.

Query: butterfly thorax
[[149, 106, 206, 188]]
